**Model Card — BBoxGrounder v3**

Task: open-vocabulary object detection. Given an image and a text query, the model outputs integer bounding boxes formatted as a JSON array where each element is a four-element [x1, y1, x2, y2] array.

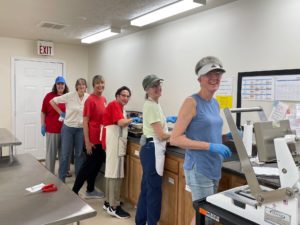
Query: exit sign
[[37, 41, 54, 56]]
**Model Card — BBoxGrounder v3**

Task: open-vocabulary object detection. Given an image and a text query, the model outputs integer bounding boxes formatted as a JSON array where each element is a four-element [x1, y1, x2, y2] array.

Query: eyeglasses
[[120, 94, 131, 98], [150, 82, 162, 88], [203, 71, 223, 78]]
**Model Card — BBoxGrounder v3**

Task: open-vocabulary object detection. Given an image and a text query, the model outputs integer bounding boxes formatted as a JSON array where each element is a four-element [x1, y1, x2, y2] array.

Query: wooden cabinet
[[178, 161, 194, 225], [127, 141, 143, 206], [160, 156, 179, 225], [218, 170, 247, 192], [121, 154, 130, 199], [129, 156, 142, 205], [124, 140, 247, 225]]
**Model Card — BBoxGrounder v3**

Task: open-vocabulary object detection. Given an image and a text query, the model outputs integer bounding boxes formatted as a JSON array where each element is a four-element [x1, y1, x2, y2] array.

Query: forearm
[[50, 100, 63, 114], [152, 122, 170, 141], [158, 132, 171, 141], [83, 119, 90, 144], [117, 118, 132, 127], [170, 135, 210, 150], [41, 113, 46, 126]]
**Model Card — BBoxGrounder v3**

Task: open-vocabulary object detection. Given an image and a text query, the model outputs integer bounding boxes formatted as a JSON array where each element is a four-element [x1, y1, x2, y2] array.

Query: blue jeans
[[135, 142, 162, 225], [59, 124, 85, 182], [184, 165, 219, 202]]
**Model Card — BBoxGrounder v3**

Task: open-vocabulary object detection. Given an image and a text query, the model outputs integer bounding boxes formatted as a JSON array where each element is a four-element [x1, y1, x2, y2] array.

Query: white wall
[[88, 0, 300, 127], [0, 37, 88, 130]]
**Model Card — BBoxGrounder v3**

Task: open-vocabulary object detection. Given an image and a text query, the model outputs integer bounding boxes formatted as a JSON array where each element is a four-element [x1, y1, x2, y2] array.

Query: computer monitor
[[254, 120, 295, 162]]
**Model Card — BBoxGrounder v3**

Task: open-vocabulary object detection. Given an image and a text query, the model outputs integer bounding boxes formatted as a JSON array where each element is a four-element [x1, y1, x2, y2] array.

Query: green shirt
[[143, 99, 166, 138]]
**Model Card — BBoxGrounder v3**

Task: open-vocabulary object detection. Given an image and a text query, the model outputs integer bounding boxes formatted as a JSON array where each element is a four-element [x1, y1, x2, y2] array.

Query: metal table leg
[[9, 145, 14, 163]]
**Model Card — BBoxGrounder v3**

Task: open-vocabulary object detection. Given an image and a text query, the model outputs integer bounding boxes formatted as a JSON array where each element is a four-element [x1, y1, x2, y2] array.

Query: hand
[[41, 125, 46, 136], [58, 112, 65, 122], [131, 117, 142, 123], [166, 116, 177, 123], [209, 143, 232, 158], [60, 112, 66, 119], [85, 142, 94, 155], [226, 130, 243, 140]]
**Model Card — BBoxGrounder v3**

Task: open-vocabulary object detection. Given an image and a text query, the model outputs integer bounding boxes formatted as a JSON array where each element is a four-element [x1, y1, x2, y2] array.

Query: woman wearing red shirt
[[41, 76, 69, 174], [102, 86, 134, 219], [72, 75, 107, 199]]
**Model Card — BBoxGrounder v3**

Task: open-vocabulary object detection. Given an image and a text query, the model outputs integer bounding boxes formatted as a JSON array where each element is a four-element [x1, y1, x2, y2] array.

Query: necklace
[[78, 94, 84, 100]]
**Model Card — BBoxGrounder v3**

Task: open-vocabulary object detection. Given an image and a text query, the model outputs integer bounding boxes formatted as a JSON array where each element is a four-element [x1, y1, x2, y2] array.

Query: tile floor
[[48, 162, 136, 225]]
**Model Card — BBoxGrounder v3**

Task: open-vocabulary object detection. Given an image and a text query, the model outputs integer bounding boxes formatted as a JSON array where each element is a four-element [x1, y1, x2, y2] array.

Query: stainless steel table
[[0, 128, 22, 162], [0, 154, 97, 225]]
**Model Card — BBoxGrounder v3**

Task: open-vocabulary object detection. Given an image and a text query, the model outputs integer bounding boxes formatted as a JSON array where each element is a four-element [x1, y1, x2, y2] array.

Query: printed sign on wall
[[37, 41, 54, 56]]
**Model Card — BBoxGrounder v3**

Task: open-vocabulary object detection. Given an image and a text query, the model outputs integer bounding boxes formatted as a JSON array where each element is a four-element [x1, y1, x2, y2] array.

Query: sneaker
[[66, 171, 72, 177], [84, 190, 105, 199], [107, 206, 130, 219], [103, 201, 110, 210]]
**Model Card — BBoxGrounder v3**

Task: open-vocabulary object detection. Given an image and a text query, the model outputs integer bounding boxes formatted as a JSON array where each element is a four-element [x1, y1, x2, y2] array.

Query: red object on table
[[42, 184, 57, 192]]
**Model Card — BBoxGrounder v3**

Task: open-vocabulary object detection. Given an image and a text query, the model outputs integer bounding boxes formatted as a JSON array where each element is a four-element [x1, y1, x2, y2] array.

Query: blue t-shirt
[[183, 94, 223, 180]]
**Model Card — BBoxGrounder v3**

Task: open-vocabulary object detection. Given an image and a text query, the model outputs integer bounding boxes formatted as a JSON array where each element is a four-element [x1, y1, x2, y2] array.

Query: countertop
[[0, 154, 96, 225], [128, 136, 280, 189], [0, 128, 22, 147]]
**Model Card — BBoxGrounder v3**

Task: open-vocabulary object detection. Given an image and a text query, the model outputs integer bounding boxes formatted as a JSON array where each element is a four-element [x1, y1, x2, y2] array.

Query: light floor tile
[[44, 161, 136, 225]]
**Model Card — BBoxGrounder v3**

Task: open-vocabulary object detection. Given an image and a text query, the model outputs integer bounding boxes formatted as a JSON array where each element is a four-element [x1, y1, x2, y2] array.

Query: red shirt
[[102, 100, 124, 149], [83, 94, 106, 145], [41, 92, 66, 133], [103, 100, 124, 126]]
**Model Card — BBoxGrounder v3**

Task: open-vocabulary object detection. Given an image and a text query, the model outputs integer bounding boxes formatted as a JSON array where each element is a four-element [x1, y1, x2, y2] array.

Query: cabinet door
[[129, 156, 143, 206], [121, 155, 130, 199], [160, 170, 179, 225], [178, 162, 194, 225], [218, 171, 247, 192]]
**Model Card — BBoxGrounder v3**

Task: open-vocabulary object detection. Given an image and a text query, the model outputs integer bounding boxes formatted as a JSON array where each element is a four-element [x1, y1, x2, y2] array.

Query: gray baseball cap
[[142, 74, 164, 90]]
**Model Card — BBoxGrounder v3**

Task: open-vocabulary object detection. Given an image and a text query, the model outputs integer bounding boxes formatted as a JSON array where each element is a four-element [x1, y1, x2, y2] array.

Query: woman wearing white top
[[50, 78, 89, 182]]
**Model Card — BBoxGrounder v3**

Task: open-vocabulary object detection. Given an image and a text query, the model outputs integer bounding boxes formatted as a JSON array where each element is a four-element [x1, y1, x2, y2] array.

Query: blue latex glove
[[41, 125, 46, 136], [226, 130, 243, 140], [60, 112, 66, 119], [132, 117, 142, 123], [166, 116, 177, 123], [209, 143, 232, 158]]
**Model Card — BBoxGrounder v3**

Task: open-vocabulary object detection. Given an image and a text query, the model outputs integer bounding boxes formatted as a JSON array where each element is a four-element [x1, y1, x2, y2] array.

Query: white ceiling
[[0, 0, 235, 45]]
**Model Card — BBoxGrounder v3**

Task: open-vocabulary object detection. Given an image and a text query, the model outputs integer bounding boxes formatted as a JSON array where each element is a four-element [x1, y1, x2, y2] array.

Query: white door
[[13, 58, 64, 160]]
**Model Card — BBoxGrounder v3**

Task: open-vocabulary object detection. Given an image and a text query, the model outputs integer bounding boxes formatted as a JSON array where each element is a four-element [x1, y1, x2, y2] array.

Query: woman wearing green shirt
[[135, 74, 171, 225]]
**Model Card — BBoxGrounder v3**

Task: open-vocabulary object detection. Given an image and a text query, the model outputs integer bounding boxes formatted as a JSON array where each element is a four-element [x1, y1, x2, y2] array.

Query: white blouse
[[53, 91, 89, 128]]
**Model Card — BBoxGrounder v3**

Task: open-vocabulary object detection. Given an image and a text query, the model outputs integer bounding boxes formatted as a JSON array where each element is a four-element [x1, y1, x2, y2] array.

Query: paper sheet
[[253, 167, 279, 176], [268, 101, 289, 121], [26, 183, 45, 193]]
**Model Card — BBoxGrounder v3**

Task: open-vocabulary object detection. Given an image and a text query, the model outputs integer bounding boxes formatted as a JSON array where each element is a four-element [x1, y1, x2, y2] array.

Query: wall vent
[[38, 21, 68, 30]]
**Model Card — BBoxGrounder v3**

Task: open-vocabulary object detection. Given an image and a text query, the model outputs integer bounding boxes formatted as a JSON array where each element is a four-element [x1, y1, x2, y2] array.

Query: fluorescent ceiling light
[[130, 0, 204, 27], [81, 28, 120, 44]]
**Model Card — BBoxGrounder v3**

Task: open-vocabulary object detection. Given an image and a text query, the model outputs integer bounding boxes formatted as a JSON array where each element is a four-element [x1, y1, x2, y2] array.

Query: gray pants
[[45, 133, 61, 174], [105, 178, 122, 207]]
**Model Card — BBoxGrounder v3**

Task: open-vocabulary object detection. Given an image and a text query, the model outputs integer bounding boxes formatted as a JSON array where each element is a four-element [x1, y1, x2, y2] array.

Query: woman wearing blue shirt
[[170, 56, 232, 225]]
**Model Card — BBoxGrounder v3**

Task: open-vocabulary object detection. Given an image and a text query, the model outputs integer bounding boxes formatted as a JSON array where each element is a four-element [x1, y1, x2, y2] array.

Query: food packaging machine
[[203, 107, 300, 225]]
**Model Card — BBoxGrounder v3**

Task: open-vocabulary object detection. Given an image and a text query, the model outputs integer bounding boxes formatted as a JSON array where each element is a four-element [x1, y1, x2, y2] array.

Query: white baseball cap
[[195, 56, 226, 78]]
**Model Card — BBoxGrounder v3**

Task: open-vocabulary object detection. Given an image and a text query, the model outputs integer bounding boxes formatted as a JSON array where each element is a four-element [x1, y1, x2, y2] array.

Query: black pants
[[72, 144, 106, 194]]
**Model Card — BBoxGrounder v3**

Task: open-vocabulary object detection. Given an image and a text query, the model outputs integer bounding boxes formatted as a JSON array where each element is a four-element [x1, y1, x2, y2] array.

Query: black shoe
[[103, 201, 110, 211], [107, 206, 130, 219]]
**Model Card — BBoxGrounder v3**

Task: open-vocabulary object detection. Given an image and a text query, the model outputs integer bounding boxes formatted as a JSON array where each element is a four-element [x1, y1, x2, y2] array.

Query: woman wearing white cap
[[170, 56, 232, 225], [135, 74, 171, 225]]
